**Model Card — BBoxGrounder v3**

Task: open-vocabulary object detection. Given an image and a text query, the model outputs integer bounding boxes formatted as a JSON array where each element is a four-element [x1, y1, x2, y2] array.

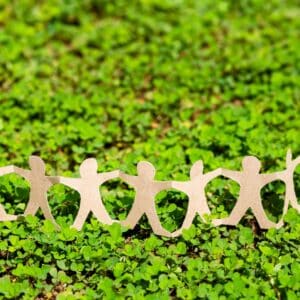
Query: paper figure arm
[[120, 171, 138, 187], [155, 180, 172, 193], [221, 169, 241, 183], [291, 157, 300, 171], [171, 181, 189, 193], [260, 149, 298, 184], [59, 176, 80, 190], [286, 150, 300, 172], [14, 167, 31, 180], [47, 176, 60, 185], [99, 170, 120, 183], [261, 172, 284, 185], [261, 150, 300, 185], [0, 165, 15, 176], [205, 168, 222, 182]]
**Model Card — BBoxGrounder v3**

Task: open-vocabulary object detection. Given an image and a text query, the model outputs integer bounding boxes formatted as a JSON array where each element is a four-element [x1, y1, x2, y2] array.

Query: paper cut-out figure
[[120, 161, 172, 237], [0, 151, 298, 234], [171, 161, 221, 237], [281, 150, 300, 217], [14, 156, 59, 227], [58, 158, 119, 230], [213, 156, 288, 229], [0, 165, 18, 221]]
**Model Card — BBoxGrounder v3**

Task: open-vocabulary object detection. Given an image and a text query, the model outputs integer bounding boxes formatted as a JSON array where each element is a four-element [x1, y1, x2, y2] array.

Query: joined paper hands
[[0, 150, 299, 237]]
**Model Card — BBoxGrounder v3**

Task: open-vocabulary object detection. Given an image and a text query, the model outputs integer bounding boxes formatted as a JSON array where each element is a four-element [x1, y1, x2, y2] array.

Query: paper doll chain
[[0, 150, 299, 237]]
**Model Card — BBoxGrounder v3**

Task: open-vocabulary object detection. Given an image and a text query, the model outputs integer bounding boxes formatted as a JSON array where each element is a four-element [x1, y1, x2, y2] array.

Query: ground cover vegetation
[[0, 0, 300, 299]]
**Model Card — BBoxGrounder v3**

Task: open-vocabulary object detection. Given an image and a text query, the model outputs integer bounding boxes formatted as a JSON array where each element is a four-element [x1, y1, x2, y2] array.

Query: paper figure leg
[[24, 200, 39, 216], [72, 205, 91, 230], [285, 179, 300, 213], [40, 203, 60, 229], [92, 203, 114, 225], [291, 202, 300, 212], [121, 203, 143, 229], [289, 193, 300, 213], [146, 206, 172, 237], [275, 188, 293, 229], [24, 198, 59, 228], [171, 206, 196, 237], [213, 199, 248, 226], [252, 202, 277, 229], [0, 204, 17, 221], [197, 201, 211, 219]]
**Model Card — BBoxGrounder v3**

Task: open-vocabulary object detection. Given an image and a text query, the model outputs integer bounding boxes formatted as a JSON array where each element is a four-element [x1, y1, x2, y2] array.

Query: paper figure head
[[190, 160, 203, 178], [29, 156, 46, 173], [137, 161, 156, 179], [242, 156, 261, 173], [80, 158, 98, 177]]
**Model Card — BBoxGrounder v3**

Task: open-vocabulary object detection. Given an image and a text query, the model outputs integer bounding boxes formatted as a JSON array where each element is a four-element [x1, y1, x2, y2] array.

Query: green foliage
[[0, 0, 300, 298], [0, 213, 299, 299]]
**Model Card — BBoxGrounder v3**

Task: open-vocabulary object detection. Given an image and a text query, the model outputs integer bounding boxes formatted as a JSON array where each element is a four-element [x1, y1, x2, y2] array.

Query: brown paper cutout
[[212, 154, 296, 229], [120, 161, 173, 237], [58, 158, 119, 230], [170, 161, 221, 237], [0, 151, 299, 236], [14, 156, 60, 228], [0, 165, 18, 221], [282, 149, 300, 215]]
